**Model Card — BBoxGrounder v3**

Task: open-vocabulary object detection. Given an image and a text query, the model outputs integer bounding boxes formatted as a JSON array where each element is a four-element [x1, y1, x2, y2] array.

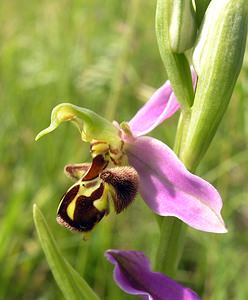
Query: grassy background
[[1, 1, 248, 299]]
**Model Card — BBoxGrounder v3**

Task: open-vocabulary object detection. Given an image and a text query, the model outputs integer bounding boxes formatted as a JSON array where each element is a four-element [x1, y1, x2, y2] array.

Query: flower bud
[[169, 0, 197, 53], [181, 0, 248, 170]]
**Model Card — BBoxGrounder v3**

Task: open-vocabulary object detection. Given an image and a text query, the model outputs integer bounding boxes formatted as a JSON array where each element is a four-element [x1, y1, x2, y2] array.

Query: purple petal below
[[126, 136, 227, 233], [105, 249, 201, 300]]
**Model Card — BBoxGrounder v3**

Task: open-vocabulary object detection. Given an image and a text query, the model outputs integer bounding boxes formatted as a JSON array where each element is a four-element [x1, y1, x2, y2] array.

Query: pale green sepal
[[35, 103, 120, 147], [169, 0, 197, 53], [156, 0, 194, 107], [181, 0, 248, 170], [33, 204, 100, 300]]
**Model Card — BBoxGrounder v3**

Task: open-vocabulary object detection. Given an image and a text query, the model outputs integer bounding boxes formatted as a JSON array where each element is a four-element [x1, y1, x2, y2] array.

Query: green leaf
[[181, 0, 248, 170], [33, 204, 100, 300]]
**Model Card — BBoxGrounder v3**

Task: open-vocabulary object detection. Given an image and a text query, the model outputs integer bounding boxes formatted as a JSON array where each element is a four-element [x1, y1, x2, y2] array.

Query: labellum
[[57, 182, 107, 232], [57, 148, 139, 233]]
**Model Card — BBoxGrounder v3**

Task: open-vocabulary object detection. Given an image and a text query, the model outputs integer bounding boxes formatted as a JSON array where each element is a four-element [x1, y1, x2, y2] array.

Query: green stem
[[154, 109, 193, 277], [174, 108, 191, 157], [155, 217, 186, 276]]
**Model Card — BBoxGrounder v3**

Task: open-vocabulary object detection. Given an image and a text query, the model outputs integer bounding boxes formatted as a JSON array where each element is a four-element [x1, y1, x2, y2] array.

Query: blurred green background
[[1, 1, 248, 299]]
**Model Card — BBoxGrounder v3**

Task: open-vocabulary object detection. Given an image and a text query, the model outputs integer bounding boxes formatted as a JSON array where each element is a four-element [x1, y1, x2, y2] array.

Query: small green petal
[[35, 103, 120, 147]]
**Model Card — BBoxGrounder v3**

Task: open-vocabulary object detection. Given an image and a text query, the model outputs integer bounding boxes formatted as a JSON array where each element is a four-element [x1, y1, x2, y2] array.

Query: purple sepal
[[126, 136, 227, 233], [128, 68, 197, 137], [128, 80, 180, 137]]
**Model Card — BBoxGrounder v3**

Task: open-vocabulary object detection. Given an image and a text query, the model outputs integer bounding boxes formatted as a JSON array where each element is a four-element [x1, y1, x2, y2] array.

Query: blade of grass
[[33, 204, 100, 300], [203, 149, 248, 182]]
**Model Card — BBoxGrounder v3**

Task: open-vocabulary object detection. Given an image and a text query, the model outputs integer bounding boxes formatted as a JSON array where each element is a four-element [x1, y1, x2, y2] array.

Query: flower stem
[[174, 108, 191, 158], [154, 108, 193, 276], [155, 216, 186, 277]]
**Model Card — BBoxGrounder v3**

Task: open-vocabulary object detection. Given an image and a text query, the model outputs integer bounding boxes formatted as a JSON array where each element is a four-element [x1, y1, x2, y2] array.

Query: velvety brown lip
[[57, 183, 107, 232]]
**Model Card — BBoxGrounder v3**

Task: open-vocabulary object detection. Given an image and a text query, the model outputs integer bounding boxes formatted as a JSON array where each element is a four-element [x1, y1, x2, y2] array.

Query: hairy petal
[[128, 68, 197, 137], [100, 166, 139, 213], [126, 136, 227, 233], [105, 250, 200, 300]]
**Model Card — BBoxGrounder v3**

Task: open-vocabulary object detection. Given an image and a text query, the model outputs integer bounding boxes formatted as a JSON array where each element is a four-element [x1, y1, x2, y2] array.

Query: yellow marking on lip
[[81, 180, 101, 196], [66, 181, 102, 220], [93, 184, 109, 211], [67, 197, 77, 220]]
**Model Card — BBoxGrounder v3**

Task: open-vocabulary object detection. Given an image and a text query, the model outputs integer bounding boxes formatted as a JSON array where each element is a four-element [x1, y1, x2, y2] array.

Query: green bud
[[35, 103, 121, 148], [169, 0, 197, 53], [181, 0, 248, 170], [156, 0, 194, 107]]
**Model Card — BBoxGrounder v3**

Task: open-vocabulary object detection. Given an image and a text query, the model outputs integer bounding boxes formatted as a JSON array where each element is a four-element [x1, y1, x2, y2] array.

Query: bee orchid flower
[[36, 75, 227, 234], [105, 249, 200, 300]]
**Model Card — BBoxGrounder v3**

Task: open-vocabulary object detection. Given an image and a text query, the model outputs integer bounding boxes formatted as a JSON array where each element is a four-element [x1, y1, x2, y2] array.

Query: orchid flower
[[36, 75, 227, 234], [105, 249, 200, 300]]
